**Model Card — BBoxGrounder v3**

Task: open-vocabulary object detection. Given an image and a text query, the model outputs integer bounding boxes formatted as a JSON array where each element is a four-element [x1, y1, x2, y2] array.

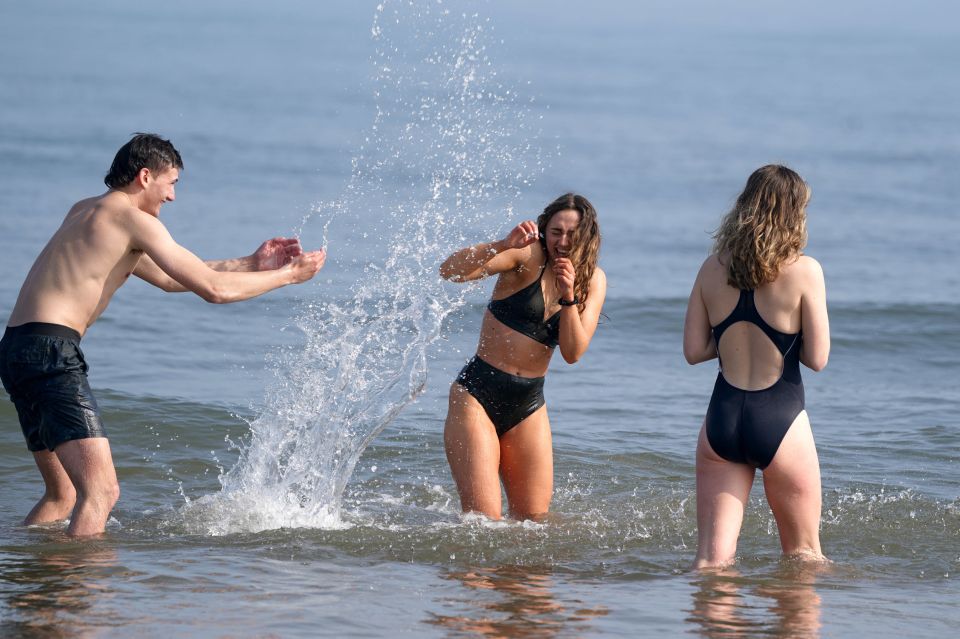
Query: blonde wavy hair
[[713, 165, 809, 290], [537, 193, 601, 312]]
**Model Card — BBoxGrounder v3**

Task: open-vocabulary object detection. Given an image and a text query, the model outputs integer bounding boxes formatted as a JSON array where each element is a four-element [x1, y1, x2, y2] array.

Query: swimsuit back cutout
[[711, 289, 802, 389], [487, 264, 560, 348], [705, 288, 805, 469]]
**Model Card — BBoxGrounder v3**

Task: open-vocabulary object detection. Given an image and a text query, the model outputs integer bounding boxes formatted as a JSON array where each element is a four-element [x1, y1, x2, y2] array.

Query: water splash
[[186, 1, 546, 535]]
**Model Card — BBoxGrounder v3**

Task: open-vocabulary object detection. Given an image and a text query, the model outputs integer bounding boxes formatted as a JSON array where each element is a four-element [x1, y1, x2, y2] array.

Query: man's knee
[[89, 479, 120, 509], [45, 483, 78, 503], [55, 442, 118, 504], [104, 480, 120, 506], [72, 480, 119, 521]]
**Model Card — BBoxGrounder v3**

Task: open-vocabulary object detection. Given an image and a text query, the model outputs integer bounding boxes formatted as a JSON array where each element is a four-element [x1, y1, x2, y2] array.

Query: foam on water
[[181, 1, 546, 535]]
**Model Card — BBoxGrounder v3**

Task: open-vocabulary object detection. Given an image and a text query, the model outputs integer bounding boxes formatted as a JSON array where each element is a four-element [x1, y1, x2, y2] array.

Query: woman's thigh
[[499, 405, 553, 520], [444, 383, 503, 518], [762, 410, 824, 556], [695, 423, 756, 567]]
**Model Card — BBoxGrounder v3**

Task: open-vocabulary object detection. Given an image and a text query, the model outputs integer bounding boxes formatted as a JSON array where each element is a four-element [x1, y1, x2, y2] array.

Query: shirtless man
[[0, 133, 326, 537]]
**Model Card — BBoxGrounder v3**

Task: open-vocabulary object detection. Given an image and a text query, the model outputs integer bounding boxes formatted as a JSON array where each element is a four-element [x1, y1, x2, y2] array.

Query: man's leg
[[24, 450, 77, 525], [53, 438, 119, 537]]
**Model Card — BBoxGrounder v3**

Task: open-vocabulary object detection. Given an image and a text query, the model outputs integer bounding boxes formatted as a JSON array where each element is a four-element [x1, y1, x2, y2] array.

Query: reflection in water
[[690, 571, 752, 637], [0, 537, 119, 637], [427, 564, 607, 638], [688, 563, 825, 638]]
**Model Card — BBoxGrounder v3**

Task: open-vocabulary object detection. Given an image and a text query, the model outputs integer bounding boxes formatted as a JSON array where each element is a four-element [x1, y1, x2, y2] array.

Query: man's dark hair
[[104, 133, 183, 189]]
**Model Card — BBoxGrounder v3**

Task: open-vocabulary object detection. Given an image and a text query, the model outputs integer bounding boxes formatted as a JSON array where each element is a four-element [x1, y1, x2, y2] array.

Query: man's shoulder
[[67, 192, 129, 220], [61, 195, 163, 255], [79, 193, 160, 228]]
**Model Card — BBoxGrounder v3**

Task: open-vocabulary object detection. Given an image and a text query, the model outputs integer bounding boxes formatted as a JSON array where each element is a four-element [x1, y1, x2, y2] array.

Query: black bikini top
[[487, 264, 560, 348]]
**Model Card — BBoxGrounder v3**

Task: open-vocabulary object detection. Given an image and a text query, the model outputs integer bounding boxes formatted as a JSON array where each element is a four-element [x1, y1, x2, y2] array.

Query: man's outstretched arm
[[128, 214, 323, 302], [134, 237, 305, 292]]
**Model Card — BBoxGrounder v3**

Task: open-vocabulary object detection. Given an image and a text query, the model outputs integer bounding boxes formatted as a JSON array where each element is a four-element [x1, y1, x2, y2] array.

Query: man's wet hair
[[104, 133, 183, 189]]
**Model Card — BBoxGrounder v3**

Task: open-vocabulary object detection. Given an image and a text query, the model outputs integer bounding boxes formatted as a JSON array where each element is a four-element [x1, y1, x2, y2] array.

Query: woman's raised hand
[[503, 220, 540, 250]]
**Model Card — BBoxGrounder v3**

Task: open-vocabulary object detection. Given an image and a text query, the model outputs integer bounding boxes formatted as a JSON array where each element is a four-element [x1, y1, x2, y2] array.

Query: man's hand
[[287, 249, 327, 284], [553, 257, 576, 303], [253, 237, 304, 271], [502, 221, 540, 250]]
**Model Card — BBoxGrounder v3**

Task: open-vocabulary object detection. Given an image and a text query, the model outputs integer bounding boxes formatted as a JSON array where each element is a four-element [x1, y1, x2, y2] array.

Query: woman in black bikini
[[439, 194, 606, 520], [683, 165, 830, 568]]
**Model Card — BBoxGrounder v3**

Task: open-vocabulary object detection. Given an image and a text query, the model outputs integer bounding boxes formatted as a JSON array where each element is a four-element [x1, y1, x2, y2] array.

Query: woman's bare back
[[698, 254, 824, 389]]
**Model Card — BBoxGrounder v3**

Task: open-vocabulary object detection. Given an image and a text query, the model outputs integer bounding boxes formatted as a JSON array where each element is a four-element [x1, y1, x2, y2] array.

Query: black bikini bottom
[[456, 356, 545, 437]]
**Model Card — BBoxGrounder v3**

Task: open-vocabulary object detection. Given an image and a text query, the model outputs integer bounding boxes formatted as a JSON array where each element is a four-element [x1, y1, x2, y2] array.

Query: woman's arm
[[683, 259, 718, 365], [556, 267, 606, 364], [439, 221, 539, 282], [799, 256, 830, 371]]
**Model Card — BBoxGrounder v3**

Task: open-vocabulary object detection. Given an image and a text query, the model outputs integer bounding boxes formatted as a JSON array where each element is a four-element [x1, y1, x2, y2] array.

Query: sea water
[[0, 1, 958, 637]]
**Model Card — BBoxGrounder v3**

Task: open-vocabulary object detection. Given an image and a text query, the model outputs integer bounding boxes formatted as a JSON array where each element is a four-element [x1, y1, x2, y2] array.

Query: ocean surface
[[1, 1, 958, 637]]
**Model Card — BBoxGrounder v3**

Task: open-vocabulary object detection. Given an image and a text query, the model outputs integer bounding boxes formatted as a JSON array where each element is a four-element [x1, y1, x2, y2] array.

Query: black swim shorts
[[0, 322, 106, 452]]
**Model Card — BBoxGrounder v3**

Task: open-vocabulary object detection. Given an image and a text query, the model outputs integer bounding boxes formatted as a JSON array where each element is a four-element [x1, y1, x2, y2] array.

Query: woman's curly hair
[[713, 165, 809, 290], [537, 193, 601, 312]]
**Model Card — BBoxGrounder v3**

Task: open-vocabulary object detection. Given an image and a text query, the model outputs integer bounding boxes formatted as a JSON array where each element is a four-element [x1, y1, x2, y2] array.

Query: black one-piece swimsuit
[[705, 289, 804, 469]]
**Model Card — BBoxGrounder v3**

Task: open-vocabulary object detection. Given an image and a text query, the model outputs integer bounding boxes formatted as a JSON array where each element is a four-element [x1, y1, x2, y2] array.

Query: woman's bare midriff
[[474, 311, 554, 378]]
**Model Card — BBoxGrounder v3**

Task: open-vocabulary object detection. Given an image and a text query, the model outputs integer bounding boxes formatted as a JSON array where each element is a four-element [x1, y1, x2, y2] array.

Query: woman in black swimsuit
[[683, 165, 830, 568], [439, 194, 606, 520]]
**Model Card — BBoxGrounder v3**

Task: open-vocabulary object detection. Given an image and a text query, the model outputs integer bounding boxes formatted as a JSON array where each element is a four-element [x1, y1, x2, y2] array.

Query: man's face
[[142, 167, 179, 216]]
